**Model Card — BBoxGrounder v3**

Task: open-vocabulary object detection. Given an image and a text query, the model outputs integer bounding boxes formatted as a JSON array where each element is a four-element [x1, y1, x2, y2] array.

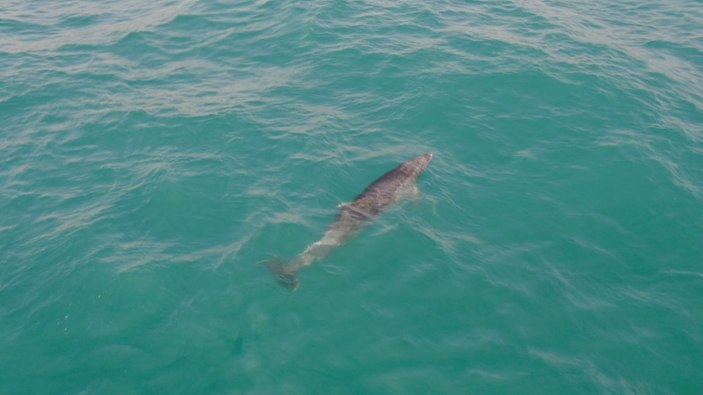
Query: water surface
[[1, 0, 702, 393]]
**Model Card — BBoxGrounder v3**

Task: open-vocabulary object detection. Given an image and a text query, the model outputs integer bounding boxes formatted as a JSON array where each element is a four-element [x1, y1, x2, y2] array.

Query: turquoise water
[[2, 0, 702, 393]]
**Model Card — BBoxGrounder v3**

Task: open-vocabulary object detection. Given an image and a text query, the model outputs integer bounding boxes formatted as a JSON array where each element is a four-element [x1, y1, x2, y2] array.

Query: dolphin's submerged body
[[263, 153, 433, 290]]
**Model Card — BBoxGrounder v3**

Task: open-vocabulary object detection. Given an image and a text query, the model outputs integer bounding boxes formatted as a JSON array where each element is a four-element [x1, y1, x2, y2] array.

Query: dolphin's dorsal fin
[[338, 202, 374, 220]]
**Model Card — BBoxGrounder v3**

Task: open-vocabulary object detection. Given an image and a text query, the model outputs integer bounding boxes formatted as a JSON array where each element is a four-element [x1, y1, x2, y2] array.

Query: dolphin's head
[[401, 152, 433, 179]]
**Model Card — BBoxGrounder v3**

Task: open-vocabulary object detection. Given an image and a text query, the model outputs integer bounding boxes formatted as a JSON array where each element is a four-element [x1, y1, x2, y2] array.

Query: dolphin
[[262, 152, 433, 290]]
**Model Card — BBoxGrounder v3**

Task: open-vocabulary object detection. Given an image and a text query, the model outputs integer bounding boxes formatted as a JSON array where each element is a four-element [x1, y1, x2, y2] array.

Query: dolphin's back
[[355, 163, 409, 199], [349, 156, 426, 216]]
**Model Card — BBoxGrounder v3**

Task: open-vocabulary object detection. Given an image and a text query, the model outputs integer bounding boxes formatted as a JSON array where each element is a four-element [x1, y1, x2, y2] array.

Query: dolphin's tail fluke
[[261, 260, 299, 291]]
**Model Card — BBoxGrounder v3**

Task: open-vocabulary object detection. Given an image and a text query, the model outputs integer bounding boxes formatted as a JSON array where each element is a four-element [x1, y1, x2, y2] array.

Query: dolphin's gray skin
[[263, 153, 433, 290]]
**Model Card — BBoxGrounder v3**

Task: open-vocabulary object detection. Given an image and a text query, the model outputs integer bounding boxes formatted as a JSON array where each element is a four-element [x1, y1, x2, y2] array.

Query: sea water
[[1, 0, 702, 393]]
